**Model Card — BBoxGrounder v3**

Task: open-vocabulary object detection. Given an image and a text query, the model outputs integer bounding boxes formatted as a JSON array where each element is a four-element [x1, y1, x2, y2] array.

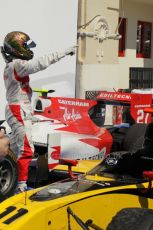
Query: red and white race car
[[31, 89, 152, 172], [0, 89, 152, 200]]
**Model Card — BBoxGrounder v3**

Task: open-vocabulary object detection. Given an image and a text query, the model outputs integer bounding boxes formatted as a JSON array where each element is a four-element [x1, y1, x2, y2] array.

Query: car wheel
[[0, 149, 18, 202], [107, 208, 153, 230]]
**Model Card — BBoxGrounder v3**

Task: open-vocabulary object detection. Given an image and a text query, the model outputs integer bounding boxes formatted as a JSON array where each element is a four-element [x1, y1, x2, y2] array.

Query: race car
[[0, 120, 153, 230], [32, 89, 152, 165], [0, 89, 152, 201]]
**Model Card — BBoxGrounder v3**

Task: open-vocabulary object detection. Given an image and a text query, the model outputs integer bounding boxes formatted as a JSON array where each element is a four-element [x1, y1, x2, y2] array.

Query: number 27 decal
[[137, 109, 150, 123]]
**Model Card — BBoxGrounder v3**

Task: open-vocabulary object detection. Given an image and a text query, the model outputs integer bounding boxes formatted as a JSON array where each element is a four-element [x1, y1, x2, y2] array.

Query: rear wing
[[97, 91, 131, 103], [32, 88, 55, 97], [96, 91, 153, 124]]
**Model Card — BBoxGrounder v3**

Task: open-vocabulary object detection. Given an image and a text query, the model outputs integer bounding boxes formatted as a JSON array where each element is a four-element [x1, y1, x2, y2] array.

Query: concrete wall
[[76, 0, 120, 98], [76, 0, 153, 98], [118, 0, 153, 88]]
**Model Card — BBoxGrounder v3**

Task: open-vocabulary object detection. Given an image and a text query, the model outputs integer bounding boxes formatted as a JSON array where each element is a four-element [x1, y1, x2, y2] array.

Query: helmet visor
[[25, 40, 36, 49]]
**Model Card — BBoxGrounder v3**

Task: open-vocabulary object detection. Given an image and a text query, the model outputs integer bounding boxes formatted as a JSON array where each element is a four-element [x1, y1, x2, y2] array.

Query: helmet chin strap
[[0, 46, 13, 63]]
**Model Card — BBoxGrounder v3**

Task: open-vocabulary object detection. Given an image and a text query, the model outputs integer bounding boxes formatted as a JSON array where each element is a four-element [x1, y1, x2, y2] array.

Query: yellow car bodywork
[[0, 169, 153, 230], [54, 160, 100, 174]]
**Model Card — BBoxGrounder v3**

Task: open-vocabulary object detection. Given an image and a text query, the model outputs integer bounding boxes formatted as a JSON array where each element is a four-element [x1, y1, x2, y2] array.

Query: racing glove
[[64, 46, 76, 56], [56, 46, 76, 60]]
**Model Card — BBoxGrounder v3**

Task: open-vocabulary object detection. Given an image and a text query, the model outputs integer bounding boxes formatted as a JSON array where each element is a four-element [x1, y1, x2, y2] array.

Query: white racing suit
[[4, 48, 74, 181]]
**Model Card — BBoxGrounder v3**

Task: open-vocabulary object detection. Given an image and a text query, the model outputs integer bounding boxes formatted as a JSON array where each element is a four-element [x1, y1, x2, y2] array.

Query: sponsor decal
[[134, 104, 151, 108], [105, 157, 118, 166], [58, 99, 89, 107], [97, 92, 131, 101], [75, 147, 107, 160], [60, 107, 82, 121]]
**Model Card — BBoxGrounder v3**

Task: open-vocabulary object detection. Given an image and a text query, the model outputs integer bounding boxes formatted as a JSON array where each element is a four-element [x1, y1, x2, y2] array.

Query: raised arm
[[14, 46, 76, 77]]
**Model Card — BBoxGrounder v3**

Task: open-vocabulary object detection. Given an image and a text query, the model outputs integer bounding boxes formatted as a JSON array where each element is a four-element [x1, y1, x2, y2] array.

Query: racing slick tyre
[[107, 208, 153, 230], [123, 123, 147, 152], [0, 149, 18, 202]]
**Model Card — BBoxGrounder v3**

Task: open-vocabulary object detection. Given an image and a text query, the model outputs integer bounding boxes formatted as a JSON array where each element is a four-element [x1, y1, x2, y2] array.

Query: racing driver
[[1, 31, 76, 193]]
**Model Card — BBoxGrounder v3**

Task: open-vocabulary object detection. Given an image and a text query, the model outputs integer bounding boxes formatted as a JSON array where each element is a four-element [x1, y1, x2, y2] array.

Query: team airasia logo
[[60, 107, 82, 121]]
